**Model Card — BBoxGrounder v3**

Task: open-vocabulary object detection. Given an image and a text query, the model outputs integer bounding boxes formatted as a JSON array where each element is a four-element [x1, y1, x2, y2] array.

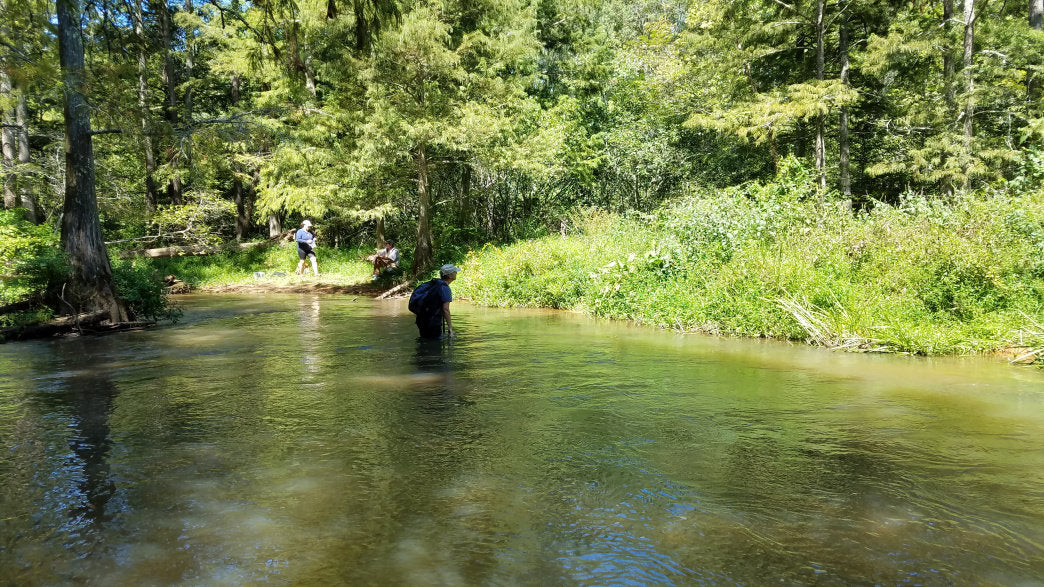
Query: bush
[[111, 260, 182, 323], [0, 210, 67, 306], [455, 171, 1044, 356]]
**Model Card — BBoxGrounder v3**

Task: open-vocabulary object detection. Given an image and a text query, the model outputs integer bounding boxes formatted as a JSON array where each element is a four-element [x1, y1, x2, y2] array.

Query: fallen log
[[0, 311, 155, 343], [119, 241, 267, 259], [376, 281, 411, 300], [0, 299, 34, 315], [1, 311, 109, 342]]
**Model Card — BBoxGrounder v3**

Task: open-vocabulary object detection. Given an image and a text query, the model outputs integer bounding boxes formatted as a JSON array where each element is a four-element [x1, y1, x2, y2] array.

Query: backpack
[[408, 279, 441, 315]]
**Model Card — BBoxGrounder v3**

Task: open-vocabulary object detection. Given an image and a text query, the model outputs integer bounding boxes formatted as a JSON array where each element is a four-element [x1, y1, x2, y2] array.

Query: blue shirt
[[434, 279, 452, 304], [295, 229, 313, 245]]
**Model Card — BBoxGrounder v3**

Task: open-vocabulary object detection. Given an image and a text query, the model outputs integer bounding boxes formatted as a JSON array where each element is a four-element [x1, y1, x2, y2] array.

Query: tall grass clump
[[456, 157, 1044, 356]]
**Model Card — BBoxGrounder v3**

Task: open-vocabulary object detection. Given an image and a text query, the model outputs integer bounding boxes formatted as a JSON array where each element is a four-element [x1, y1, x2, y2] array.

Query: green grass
[[454, 180, 1044, 357], [141, 243, 377, 288]]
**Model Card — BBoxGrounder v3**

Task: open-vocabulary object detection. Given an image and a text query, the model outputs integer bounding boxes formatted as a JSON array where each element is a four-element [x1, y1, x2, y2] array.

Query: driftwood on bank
[[119, 241, 267, 259], [376, 281, 411, 300], [0, 311, 153, 342]]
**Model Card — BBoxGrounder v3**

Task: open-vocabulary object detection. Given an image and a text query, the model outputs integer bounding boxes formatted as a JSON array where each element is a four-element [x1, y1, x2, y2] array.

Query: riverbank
[[452, 181, 1044, 361], [149, 244, 411, 298]]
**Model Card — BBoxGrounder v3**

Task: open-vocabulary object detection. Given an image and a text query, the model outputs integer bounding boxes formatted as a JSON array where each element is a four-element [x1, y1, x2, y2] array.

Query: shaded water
[[1, 294, 1042, 585]]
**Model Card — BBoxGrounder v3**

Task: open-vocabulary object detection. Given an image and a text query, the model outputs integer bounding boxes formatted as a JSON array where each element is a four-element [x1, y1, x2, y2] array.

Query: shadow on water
[[53, 339, 120, 530], [14, 337, 123, 549]]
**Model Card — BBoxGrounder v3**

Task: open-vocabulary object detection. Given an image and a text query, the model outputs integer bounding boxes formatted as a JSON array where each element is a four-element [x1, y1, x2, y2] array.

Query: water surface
[[1, 294, 1042, 584]]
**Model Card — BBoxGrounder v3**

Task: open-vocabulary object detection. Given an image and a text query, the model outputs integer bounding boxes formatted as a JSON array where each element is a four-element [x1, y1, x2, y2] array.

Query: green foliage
[[457, 174, 1044, 356], [145, 243, 374, 288], [0, 210, 67, 305], [111, 260, 182, 323]]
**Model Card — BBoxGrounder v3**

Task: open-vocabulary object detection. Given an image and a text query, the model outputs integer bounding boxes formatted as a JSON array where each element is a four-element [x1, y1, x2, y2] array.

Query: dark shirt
[[416, 279, 452, 338], [434, 279, 452, 304]]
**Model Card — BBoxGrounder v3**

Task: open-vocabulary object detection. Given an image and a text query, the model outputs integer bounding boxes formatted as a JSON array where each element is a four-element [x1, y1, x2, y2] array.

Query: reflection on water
[[0, 294, 1042, 584]]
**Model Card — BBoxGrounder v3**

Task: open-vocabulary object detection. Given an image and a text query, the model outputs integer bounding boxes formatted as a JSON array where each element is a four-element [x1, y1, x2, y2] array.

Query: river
[[1, 294, 1042, 584]]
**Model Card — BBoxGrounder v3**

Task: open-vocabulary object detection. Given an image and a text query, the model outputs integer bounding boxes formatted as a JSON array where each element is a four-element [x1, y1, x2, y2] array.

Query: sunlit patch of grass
[[144, 243, 375, 289]]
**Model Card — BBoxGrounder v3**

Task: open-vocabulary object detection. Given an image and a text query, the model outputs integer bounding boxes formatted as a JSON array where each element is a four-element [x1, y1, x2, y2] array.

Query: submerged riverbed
[[1, 294, 1042, 584]]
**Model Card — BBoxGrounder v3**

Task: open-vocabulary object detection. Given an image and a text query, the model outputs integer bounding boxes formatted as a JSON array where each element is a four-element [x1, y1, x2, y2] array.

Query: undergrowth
[[454, 158, 1044, 357]]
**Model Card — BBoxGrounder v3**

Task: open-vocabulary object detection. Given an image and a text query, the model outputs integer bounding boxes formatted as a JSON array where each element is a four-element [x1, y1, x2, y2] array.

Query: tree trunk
[[1, 72, 17, 210], [158, 0, 177, 125], [246, 168, 257, 234], [268, 213, 282, 238], [838, 17, 851, 202], [180, 0, 195, 200], [184, 0, 194, 120], [814, 0, 826, 201], [233, 179, 246, 241], [412, 142, 434, 277], [941, 0, 956, 199], [354, 0, 370, 52], [157, 0, 182, 205], [56, 0, 130, 323], [943, 0, 957, 108], [962, 0, 976, 190], [135, 0, 158, 216], [14, 81, 37, 223], [305, 61, 317, 98], [376, 216, 385, 250], [1030, 0, 1043, 103]]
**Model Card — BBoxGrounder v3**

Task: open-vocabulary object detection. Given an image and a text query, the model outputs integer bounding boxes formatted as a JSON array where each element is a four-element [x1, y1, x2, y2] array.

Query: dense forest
[[1, 0, 1043, 352]]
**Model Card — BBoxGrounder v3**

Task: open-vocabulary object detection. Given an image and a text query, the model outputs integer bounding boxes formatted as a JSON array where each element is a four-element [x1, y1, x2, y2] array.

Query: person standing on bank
[[415, 264, 460, 339], [295, 219, 319, 276]]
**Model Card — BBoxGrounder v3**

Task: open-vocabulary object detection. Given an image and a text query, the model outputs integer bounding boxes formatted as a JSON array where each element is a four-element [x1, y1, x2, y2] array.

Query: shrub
[[456, 172, 1044, 356], [111, 260, 182, 323], [0, 210, 67, 306]]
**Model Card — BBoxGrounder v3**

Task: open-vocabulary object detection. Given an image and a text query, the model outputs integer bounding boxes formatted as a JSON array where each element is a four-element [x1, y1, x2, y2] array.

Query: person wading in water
[[410, 264, 459, 339]]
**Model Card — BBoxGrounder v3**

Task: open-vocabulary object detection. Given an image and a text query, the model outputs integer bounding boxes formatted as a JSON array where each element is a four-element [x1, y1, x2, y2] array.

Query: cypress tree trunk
[[14, 81, 37, 223], [158, 0, 177, 125], [413, 142, 434, 277], [135, 0, 158, 216], [814, 0, 826, 201], [838, 18, 851, 202], [182, 0, 194, 186], [268, 214, 282, 238], [962, 0, 976, 190], [941, 0, 956, 199], [1, 72, 16, 210], [157, 0, 182, 205], [230, 79, 251, 241], [1030, 0, 1043, 103], [233, 179, 246, 241], [56, 0, 130, 322]]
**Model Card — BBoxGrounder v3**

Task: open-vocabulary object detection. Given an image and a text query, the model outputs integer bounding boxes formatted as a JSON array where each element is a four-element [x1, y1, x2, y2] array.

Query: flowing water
[[1, 294, 1042, 585]]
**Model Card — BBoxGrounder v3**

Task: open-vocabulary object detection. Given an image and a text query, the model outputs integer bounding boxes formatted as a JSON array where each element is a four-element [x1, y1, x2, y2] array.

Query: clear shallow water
[[1, 294, 1042, 585]]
